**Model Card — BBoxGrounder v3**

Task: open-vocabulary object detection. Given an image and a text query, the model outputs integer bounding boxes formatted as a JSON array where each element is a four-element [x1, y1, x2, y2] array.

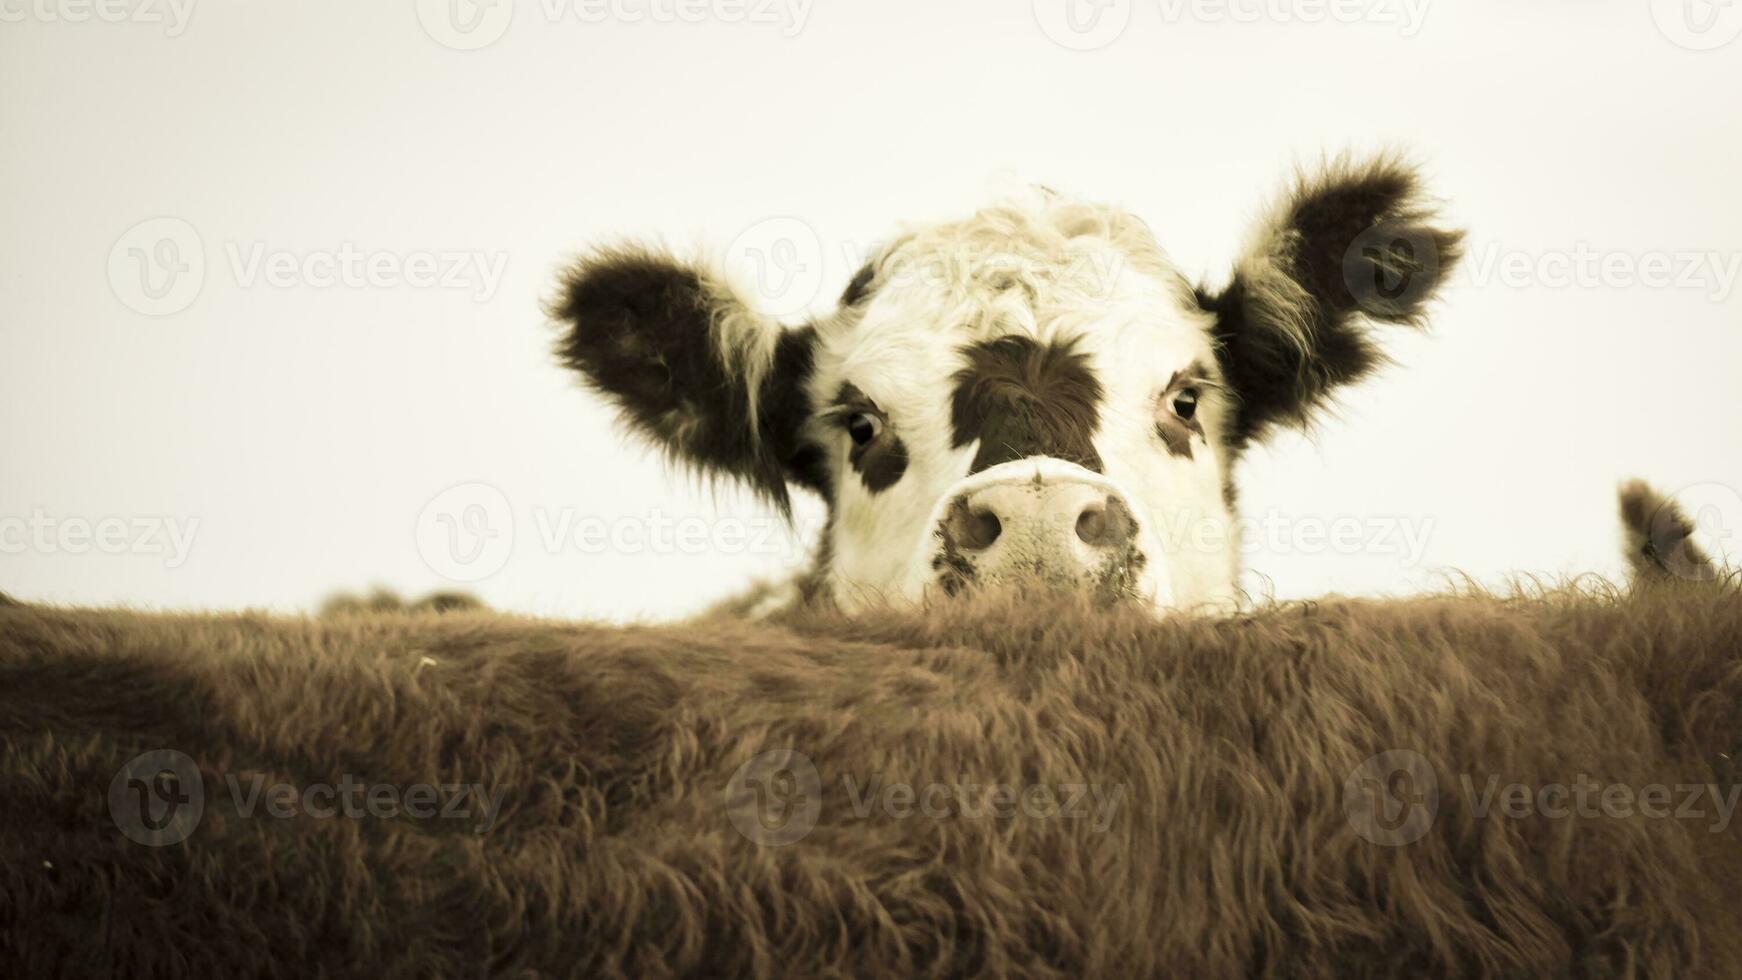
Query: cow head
[[552, 155, 1461, 613]]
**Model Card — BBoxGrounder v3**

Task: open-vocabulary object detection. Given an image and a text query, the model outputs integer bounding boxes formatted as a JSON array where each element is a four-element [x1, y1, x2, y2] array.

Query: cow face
[[553, 155, 1460, 613]]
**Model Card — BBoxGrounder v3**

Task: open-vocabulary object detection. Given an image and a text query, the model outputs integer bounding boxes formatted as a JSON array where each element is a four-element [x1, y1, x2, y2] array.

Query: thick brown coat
[[3, 581, 1740, 977]]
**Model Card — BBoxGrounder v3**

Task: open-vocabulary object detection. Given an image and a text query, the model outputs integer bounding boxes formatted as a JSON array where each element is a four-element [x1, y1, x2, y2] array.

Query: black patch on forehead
[[950, 336, 1104, 475], [840, 262, 877, 307], [838, 383, 908, 493]]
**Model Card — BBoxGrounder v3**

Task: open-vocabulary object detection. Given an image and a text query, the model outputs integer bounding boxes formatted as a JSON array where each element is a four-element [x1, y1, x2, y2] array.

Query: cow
[[551, 154, 1463, 615]]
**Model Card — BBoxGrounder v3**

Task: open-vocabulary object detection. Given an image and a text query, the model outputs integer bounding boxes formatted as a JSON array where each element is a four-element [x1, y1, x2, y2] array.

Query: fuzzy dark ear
[[1200, 155, 1463, 446], [1618, 479, 1718, 584], [549, 246, 823, 513]]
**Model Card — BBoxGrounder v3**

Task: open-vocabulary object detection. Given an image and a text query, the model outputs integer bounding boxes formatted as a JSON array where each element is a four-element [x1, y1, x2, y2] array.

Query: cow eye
[[1171, 388, 1199, 421], [846, 412, 883, 446]]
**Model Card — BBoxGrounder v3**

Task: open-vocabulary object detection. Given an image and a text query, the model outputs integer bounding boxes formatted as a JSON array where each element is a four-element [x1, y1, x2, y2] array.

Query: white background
[[2, 0, 1738, 620]]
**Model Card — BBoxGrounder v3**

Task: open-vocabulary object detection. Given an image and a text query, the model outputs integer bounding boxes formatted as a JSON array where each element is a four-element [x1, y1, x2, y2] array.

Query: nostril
[[964, 509, 1002, 550], [944, 499, 1002, 551], [1075, 505, 1108, 546], [1076, 495, 1133, 548]]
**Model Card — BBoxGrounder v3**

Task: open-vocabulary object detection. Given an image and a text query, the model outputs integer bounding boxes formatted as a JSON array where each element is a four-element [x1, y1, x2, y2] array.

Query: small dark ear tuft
[[1203, 153, 1464, 445], [840, 261, 877, 307], [1618, 479, 1716, 583], [548, 245, 821, 512]]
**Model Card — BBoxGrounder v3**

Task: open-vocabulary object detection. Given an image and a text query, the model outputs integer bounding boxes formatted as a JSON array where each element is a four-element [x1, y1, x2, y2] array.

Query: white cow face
[[799, 198, 1237, 612], [553, 155, 1460, 614]]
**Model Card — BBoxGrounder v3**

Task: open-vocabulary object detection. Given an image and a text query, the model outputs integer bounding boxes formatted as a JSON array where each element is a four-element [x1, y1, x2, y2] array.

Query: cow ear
[[1200, 154, 1463, 446], [549, 245, 823, 513]]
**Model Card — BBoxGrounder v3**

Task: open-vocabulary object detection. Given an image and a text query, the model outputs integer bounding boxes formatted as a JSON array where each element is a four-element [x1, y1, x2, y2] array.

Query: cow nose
[[939, 479, 1137, 559]]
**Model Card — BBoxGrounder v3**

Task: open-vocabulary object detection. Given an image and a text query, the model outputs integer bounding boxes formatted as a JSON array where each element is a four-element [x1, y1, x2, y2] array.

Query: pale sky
[[2, 0, 1738, 619]]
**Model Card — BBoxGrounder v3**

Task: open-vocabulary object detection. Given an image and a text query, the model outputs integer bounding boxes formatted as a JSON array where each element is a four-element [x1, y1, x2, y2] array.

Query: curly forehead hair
[[827, 188, 1200, 341]]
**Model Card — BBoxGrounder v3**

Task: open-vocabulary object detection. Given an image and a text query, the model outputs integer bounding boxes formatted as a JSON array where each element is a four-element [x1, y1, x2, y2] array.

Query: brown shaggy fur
[[3, 579, 1741, 978], [317, 587, 488, 618]]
